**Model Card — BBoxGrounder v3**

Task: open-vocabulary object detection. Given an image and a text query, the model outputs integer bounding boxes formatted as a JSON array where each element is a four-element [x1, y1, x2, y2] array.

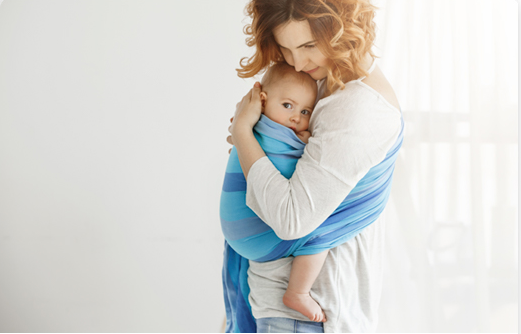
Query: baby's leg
[[282, 250, 329, 322]]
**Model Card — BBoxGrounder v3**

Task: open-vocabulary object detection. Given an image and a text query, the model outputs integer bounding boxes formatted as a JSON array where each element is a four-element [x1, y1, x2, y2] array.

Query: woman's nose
[[293, 52, 308, 72]]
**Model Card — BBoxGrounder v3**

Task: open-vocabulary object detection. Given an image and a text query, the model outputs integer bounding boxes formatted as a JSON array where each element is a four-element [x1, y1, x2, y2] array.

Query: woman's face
[[273, 20, 330, 81]]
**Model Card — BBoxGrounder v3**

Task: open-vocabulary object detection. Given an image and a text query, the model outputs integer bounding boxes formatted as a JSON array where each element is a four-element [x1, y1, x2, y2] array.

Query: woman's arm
[[229, 82, 266, 179], [231, 82, 402, 240]]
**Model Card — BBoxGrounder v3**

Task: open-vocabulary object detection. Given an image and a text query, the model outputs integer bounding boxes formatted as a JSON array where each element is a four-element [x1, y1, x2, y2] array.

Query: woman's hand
[[225, 82, 267, 178], [296, 130, 311, 144], [227, 117, 234, 154], [229, 82, 263, 142]]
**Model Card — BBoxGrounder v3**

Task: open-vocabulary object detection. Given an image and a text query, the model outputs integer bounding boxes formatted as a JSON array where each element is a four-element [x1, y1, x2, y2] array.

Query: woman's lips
[[305, 67, 319, 74]]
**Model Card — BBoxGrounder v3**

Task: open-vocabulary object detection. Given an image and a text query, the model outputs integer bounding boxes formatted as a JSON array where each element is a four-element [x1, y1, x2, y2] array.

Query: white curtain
[[373, 0, 518, 332]]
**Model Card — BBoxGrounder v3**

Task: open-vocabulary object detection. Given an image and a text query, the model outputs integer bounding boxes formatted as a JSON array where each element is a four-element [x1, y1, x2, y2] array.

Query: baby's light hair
[[261, 62, 317, 94]]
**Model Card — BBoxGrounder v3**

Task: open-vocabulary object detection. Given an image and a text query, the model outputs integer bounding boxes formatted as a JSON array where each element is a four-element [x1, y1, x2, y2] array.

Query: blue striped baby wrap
[[221, 114, 404, 333]]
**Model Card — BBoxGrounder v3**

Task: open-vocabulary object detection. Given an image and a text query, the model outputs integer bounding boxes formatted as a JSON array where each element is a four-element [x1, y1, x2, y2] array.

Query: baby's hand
[[296, 130, 311, 144]]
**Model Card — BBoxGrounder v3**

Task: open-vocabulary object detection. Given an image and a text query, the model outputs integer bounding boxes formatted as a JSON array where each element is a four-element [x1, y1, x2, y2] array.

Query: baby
[[258, 62, 328, 323]]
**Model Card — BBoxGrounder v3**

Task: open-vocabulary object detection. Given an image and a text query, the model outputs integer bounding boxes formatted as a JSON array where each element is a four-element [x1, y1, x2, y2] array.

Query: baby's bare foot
[[283, 289, 327, 322]]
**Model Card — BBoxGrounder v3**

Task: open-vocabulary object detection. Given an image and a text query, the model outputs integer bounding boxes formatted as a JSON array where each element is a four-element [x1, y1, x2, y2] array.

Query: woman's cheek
[[281, 50, 294, 66]]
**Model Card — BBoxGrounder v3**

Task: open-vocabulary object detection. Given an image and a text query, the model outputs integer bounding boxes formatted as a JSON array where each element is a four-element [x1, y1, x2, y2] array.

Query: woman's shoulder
[[322, 81, 398, 110], [315, 64, 401, 112], [311, 80, 401, 132], [359, 65, 401, 111], [310, 80, 402, 146]]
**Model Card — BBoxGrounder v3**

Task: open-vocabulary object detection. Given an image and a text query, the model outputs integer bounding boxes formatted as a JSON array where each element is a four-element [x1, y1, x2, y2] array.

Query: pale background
[[0, 0, 517, 332]]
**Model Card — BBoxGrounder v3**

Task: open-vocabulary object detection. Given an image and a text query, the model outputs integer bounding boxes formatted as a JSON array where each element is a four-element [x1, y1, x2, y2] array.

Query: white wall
[[0, 0, 255, 332], [372, 0, 518, 332]]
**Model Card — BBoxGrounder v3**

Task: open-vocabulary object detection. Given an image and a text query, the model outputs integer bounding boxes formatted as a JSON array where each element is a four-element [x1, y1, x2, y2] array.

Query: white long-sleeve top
[[246, 74, 402, 332]]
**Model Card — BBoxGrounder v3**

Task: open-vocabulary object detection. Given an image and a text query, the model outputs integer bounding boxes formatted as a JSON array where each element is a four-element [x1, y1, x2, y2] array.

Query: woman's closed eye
[[304, 44, 316, 49]]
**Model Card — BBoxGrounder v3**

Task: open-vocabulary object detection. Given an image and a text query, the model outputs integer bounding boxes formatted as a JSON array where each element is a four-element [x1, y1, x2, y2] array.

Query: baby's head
[[260, 63, 317, 133]]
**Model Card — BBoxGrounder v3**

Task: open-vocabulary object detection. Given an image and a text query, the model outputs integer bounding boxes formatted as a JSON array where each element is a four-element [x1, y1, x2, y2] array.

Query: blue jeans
[[256, 317, 324, 333]]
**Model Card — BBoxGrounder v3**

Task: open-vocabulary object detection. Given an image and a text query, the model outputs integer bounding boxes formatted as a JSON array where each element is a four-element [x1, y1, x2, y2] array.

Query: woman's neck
[[339, 53, 374, 83], [322, 53, 375, 98], [360, 53, 375, 74]]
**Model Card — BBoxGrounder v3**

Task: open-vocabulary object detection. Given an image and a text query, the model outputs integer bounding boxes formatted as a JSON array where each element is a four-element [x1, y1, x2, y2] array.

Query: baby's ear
[[260, 92, 267, 108]]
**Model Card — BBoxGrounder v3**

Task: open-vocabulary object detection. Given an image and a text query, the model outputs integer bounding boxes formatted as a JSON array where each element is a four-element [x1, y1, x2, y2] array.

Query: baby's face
[[261, 78, 317, 134]]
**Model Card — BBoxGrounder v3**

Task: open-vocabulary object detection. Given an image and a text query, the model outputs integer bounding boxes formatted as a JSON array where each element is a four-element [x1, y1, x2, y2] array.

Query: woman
[[226, 0, 402, 332]]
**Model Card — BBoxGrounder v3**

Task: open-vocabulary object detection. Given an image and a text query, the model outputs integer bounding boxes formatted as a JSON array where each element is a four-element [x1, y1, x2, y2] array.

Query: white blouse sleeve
[[245, 82, 402, 240]]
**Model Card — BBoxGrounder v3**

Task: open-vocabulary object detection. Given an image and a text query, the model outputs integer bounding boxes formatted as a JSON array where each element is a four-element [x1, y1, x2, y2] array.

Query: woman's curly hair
[[237, 0, 378, 96]]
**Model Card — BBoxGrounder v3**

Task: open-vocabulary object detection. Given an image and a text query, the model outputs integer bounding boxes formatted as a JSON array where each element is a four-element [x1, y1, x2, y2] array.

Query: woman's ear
[[260, 92, 267, 109]]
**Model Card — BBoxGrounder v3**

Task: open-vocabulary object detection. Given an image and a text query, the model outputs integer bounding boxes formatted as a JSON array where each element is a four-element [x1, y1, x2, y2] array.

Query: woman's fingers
[[251, 82, 262, 101], [234, 91, 250, 117], [230, 83, 263, 135], [243, 88, 253, 103], [226, 135, 233, 145]]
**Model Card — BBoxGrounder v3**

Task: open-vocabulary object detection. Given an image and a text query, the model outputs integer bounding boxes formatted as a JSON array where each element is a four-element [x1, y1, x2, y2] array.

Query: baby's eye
[[282, 103, 293, 109], [301, 109, 311, 115]]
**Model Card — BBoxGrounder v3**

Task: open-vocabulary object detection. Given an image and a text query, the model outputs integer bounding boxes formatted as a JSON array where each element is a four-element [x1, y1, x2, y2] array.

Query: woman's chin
[[309, 69, 327, 81]]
